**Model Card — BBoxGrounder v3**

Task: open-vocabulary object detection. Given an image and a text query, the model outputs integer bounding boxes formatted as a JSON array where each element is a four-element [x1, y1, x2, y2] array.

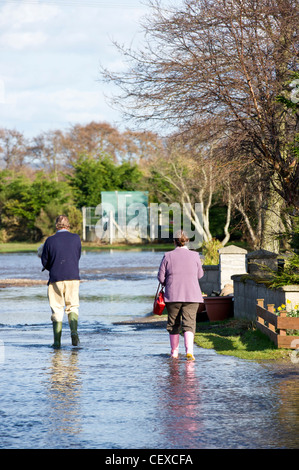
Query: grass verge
[[195, 319, 291, 361], [0, 242, 41, 253], [0, 241, 172, 253], [81, 242, 172, 251]]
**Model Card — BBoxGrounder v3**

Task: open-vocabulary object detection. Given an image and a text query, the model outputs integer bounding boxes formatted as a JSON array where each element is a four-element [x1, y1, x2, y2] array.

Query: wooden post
[[279, 309, 287, 336], [257, 299, 264, 324], [257, 299, 299, 349], [267, 304, 276, 332]]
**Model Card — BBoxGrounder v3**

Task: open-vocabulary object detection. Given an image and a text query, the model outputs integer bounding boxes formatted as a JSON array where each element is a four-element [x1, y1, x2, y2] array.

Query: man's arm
[[41, 240, 50, 271]]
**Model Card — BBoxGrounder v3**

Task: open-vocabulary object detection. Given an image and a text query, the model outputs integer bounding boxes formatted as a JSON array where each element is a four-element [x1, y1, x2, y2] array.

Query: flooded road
[[0, 250, 299, 449]]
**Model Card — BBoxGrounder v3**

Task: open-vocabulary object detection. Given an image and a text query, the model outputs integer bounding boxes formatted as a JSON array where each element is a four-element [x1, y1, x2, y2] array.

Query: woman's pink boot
[[184, 331, 195, 361], [169, 334, 180, 358]]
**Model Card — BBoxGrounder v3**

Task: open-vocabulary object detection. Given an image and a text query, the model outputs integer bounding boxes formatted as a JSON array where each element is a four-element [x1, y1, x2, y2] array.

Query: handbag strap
[[155, 282, 164, 300]]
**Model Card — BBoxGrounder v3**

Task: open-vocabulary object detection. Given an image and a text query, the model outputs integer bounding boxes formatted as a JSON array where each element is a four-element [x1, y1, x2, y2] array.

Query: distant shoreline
[[0, 241, 173, 254], [0, 278, 47, 288]]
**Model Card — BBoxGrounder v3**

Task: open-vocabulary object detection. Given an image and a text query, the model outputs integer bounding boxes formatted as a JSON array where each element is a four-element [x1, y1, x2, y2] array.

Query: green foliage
[[273, 301, 299, 318], [34, 201, 67, 238], [269, 253, 299, 288], [276, 72, 299, 112], [0, 171, 72, 241], [66, 205, 83, 236], [202, 238, 223, 265], [0, 229, 8, 243], [208, 205, 227, 239], [0, 154, 143, 241], [115, 161, 143, 191], [68, 154, 142, 207]]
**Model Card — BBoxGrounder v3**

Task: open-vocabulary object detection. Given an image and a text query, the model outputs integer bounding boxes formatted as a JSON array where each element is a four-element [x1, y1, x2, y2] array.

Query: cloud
[[0, 79, 5, 104], [2, 86, 115, 135], [0, 2, 59, 29], [0, 31, 47, 50], [0, 0, 158, 137]]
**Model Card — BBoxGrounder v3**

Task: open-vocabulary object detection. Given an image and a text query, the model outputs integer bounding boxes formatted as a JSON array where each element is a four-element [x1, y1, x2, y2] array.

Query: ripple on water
[[0, 252, 299, 449]]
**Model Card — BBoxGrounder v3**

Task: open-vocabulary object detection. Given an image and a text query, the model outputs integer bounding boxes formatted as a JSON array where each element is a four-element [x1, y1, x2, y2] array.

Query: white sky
[[0, 0, 179, 139]]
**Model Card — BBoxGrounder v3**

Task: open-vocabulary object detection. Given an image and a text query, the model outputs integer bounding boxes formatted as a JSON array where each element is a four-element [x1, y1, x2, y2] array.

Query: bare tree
[[102, 0, 299, 250], [29, 130, 65, 180], [148, 137, 233, 245], [122, 129, 165, 164], [29, 122, 165, 171], [62, 121, 124, 164], [0, 128, 29, 171]]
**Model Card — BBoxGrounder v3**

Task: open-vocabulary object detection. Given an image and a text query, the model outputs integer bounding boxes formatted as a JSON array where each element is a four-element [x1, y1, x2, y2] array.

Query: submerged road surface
[[0, 250, 298, 449]]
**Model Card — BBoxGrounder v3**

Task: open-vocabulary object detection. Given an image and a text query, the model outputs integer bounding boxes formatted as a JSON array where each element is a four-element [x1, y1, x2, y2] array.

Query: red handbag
[[153, 283, 165, 315]]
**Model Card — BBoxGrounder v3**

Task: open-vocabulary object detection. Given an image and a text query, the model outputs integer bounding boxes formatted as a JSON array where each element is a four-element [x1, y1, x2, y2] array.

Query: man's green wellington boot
[[52, 321, 62, 349], [68, 311, 80, 346]]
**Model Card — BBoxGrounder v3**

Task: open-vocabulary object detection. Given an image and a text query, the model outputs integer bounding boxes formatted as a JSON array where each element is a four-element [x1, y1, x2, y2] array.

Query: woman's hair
[[174, 230, 189, 247], [55, 215, 70, 230]]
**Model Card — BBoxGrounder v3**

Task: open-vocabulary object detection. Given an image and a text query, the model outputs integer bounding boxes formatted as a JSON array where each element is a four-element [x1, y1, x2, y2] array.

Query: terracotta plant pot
[[196, 302, 208, 322], [204, 296, 234, 321]]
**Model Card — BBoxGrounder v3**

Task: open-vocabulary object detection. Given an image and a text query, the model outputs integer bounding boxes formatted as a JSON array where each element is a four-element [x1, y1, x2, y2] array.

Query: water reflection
[[46, 349, 82, 439], [276, 377, 299, 443], [159, 359, 203, 448], [1, 252, 299, 449]]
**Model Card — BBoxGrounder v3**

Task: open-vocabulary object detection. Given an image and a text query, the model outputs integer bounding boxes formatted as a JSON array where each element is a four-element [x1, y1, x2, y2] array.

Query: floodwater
[[0, 250, 299, 449]]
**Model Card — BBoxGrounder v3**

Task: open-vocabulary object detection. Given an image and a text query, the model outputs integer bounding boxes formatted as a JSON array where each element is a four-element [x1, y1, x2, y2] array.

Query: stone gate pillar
[[218, 245, 247, 291]]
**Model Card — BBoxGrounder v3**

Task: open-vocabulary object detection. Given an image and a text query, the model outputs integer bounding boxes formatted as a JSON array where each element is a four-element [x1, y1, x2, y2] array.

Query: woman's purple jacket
[[157, 247, 204, 303]]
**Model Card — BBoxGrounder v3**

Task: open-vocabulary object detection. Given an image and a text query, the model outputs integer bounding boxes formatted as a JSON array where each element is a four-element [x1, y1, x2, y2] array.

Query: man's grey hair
[[56, 215, 70, 230]]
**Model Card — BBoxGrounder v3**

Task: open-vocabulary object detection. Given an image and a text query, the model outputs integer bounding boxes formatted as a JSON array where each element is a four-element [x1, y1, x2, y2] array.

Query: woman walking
[[157, 230, 204, 360]]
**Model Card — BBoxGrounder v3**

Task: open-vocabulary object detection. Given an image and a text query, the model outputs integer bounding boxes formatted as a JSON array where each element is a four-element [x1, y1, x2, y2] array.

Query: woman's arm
[[157, 255, 166, 285], [197, 256, 204, 280]]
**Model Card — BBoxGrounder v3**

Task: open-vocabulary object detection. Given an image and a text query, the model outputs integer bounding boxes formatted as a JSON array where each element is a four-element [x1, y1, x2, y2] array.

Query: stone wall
[[199, 265, 219, 296], [232, 275, 299, 321], [199, 245, 299, 320], [199, 245, 248, 295]]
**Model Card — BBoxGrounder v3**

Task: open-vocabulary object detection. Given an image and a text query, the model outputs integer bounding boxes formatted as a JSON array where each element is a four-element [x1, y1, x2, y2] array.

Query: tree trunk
[[261, 183, 284, 253]]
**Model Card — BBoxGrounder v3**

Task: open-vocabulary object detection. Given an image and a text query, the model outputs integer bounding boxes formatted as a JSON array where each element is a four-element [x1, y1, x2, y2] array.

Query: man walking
[[41, 215, 81, 348]]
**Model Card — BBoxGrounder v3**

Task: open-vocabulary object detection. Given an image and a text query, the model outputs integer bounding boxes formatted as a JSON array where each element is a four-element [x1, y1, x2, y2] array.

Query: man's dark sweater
[[41, 230, 81, 285]]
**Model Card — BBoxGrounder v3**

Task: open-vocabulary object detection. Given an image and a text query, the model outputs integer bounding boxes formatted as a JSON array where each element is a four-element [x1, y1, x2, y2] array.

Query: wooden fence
[[256, 299, 299, 349]]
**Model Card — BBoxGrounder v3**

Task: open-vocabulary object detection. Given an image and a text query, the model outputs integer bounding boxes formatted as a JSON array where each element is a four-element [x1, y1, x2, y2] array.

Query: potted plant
[[196, 301, 208, 322], [204, 295, 234, 321]]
